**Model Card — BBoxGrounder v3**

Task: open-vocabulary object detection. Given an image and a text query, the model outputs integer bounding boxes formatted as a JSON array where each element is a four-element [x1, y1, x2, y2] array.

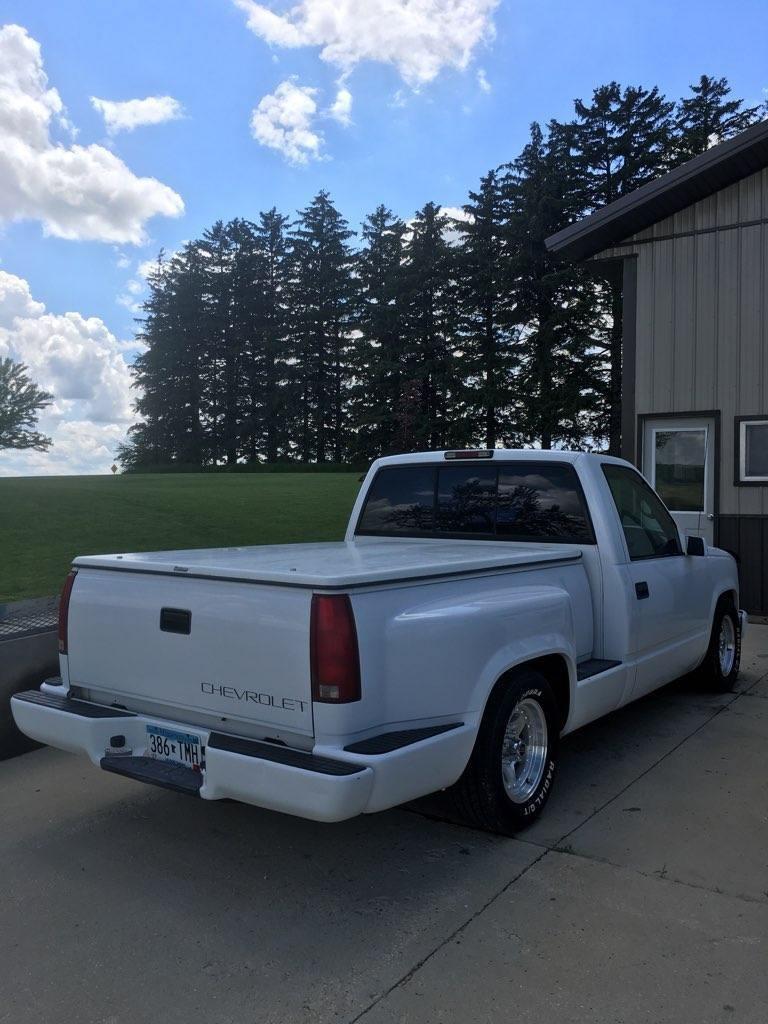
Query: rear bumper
[[11, 687, 476, 822]]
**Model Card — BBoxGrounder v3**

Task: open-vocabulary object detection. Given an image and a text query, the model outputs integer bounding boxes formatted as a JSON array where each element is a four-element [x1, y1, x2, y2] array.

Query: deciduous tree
[[0, 358, 53, 452]]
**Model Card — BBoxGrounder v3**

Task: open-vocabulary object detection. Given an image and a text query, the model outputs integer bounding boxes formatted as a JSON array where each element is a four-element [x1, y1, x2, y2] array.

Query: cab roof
[[373, 449, 628, 468]]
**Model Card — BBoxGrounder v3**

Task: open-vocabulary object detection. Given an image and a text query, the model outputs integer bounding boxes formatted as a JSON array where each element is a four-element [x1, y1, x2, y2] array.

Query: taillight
[[310, 594, 361, 703], [58, 570, 77, 654]]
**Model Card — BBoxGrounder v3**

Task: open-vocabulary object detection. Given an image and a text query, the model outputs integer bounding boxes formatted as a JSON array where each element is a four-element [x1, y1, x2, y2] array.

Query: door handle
[[635, 581, 650, 600]]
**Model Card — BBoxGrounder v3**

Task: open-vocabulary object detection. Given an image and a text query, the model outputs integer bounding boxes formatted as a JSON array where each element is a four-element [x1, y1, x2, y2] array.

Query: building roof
[[545, 119, 768, 261]]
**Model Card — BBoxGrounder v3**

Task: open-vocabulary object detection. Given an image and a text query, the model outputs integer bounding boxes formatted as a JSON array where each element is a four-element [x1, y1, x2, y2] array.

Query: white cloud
[[0, 269, 135, 475], [116, 289, 142, 313], [233, 0, 499, 88], [137, 258, 162, 280], [405, 205, 473, 246], [441, 205, 474, 245], [250, 78, 323, 164], [477, 68, 491, 93], [329, 86, 352, 126], [0, 270, 45, 325], [0, 420, 128, 477], [0, 24, 184, 244], [91, 94, 185, 135]]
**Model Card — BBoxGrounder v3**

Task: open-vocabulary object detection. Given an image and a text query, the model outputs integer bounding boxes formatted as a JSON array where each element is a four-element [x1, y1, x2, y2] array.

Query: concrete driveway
[[1, 629, 767, 1024]]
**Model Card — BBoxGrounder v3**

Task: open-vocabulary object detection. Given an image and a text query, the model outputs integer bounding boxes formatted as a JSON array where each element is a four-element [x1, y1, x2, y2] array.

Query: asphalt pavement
[[2, 628, 767, 1024]]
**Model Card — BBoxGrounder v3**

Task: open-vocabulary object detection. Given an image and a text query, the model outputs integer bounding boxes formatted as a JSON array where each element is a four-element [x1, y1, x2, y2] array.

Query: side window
[[603, 464, 681, 559], [496, 464, 594, 543], [357, 465, 435, 533], [436, 467, 497, 534]]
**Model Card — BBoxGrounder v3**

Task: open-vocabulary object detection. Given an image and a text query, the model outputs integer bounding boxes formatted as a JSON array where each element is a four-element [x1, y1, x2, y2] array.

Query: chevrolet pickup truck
[[12, 450, 745, 834]]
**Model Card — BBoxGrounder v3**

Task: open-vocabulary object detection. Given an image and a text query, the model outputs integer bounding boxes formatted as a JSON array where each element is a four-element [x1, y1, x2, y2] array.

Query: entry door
[[642, 417, 716, 546]]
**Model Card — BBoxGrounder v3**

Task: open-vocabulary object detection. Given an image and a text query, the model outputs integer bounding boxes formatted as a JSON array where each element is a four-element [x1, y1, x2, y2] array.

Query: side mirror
[[686, 535, 706, 556]]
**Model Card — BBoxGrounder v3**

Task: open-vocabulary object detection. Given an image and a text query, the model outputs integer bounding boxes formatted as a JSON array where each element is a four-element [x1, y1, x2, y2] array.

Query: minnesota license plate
[[145, 724, 202, 769]]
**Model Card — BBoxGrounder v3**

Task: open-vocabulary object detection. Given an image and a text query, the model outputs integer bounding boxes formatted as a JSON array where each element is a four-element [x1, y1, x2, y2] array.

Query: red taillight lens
[[58, 570, 77, 654], [310, 594, 361, 703]]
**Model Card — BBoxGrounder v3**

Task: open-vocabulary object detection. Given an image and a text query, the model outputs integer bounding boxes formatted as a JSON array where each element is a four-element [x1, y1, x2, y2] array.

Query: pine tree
[[503, 122, 604, 449], [287, 191, 355, 462], [568, 82, 675, 208], [123, 245, 210, 468], [254, 209, 291, 463], [351, 204, 408, 461], [401, 202, 466, 449], [198, 222, 236, 465], [565, 83, 674, 452], [454, 170, 516, 448], [674, 75, 762, 162]]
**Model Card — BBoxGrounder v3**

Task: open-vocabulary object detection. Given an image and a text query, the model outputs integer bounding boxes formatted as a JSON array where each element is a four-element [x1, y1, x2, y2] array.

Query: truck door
[[602, 463, 712, 697]]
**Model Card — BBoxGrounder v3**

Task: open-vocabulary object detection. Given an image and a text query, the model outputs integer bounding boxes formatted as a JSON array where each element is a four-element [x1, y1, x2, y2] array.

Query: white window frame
[[738, 418, 768, 484], [650, 425, 709, 514]]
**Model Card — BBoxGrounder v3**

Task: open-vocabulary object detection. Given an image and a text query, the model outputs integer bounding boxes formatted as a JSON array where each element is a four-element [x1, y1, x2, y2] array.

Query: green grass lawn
[[0, 472, 362, 603]]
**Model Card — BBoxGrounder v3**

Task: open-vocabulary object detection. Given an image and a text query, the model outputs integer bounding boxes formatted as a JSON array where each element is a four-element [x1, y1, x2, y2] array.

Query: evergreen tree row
[[119, 75, 763, 469]]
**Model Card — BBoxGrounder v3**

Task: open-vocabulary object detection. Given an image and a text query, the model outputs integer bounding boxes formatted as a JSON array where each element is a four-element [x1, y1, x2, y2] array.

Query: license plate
[[145, 725, 202, 769]]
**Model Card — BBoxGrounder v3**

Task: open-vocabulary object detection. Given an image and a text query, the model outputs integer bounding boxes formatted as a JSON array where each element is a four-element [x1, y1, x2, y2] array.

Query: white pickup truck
[[12, 450, 745, 834]]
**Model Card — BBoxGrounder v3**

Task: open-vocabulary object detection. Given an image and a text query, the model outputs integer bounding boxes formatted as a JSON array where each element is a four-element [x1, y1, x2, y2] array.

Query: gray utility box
[[0, 598, 59, 759]]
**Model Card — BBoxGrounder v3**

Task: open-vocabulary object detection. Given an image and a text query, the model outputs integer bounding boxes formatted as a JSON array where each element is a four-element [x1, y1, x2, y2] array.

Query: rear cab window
[[357, 461, 595, 544]]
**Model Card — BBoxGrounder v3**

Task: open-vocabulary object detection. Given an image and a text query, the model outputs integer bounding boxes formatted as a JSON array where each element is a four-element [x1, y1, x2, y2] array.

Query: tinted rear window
[[357, 465, 435, 533], [357, 462, 594, 544], [437, 466, 497, 533], [496, 465, 594, 542]]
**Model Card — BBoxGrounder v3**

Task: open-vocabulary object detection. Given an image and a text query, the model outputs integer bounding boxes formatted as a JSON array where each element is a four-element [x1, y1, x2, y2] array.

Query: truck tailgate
[[67, 568, 313, 737]]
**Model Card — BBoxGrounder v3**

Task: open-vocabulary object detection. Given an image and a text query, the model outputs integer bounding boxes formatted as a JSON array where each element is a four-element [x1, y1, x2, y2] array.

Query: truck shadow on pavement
[[410, 670, 739, 847]]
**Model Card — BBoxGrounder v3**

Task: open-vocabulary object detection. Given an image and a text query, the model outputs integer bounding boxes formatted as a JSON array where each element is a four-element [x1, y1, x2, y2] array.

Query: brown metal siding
[[604, 167, 768, 519], [598, 167, 768, 613], [718, 516, 768, 613]]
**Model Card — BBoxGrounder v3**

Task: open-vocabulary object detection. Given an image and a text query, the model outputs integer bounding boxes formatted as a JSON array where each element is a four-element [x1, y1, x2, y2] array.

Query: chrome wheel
[[501, 697, 548, 803], [718, 614, 736, 676]]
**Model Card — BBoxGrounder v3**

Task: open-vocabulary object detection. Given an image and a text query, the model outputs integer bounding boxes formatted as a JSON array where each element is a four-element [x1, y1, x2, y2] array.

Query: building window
[[737, 417, 768, 484], [652, 428, 706, 512]]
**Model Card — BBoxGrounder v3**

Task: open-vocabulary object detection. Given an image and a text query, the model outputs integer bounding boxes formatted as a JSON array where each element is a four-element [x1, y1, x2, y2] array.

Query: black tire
[[697, 600, 741, 692], [450, 668, 560, 836]]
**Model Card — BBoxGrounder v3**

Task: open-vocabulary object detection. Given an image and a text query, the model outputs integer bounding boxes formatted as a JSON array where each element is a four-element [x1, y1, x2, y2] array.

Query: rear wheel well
[[717, 589, 738, 613], [490, 655, 571, 732]]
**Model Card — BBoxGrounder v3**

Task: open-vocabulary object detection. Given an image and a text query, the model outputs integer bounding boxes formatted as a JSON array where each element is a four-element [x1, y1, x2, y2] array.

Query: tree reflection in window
[[358, 465, 435, 532], [496, 467, 593, 542], [357, 461, 594, 544], [437, 469, 497, 533]]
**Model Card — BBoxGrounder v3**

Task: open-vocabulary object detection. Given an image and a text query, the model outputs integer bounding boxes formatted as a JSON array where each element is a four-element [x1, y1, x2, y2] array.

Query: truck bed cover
[[74, 539, 582, 589]]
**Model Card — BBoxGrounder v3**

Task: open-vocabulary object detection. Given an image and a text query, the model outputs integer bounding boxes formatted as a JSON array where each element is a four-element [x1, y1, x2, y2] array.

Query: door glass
[[603, 464, 681, 560], [653, 429, 706, 512]]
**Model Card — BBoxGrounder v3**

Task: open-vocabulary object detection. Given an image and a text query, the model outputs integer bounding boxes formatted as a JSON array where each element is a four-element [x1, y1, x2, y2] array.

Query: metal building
[[546, 120, 768, 615]]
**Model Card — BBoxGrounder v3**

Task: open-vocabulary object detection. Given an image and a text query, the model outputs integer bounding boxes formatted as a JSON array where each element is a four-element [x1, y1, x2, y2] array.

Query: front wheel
[[451, 669, 560, 835], [698, 601, 741, 691]]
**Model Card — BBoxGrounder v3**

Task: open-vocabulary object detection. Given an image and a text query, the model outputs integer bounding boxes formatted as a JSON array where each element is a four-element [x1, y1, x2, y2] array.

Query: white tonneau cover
[[74, 538, 582, 589]]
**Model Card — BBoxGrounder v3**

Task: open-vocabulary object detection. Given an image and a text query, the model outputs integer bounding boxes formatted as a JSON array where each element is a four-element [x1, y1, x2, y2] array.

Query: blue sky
[[0, 0, 766, 474]]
